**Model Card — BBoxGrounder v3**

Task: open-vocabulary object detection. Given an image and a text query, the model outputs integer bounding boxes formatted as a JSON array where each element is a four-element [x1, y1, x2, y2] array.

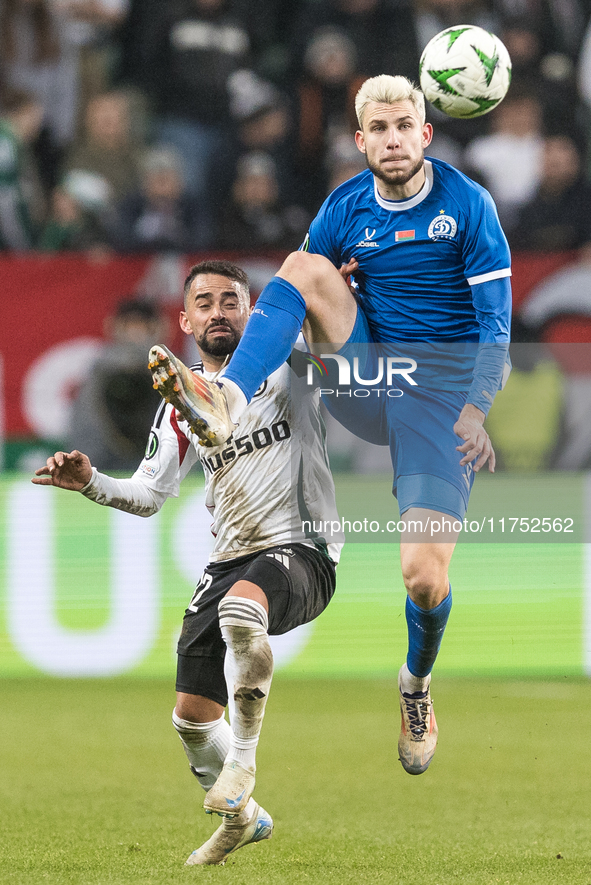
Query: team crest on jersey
[[428, 214, 457, 240], [356, 227, 379, 247], [145, 430, 159, 460]]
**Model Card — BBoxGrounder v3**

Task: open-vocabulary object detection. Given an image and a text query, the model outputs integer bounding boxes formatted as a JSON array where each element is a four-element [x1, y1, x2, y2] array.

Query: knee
[[402, 562, 449, 610], [174, 692, 224, 724], [218, 596, 269, 649], [278, 251, 338, 302]]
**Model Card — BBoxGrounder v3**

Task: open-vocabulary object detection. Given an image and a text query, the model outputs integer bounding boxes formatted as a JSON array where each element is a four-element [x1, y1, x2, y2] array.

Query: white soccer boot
[[148, 344, 234, 447], [203, 760, 256, 817], [185, 799, 273, 866], [397, 667, 438, 775]]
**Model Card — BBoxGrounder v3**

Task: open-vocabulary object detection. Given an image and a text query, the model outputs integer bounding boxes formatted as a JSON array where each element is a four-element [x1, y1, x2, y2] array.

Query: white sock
[[172, 710, 231, 791], [399, 662, 431, 695], [219, 596, 273, 772], [220, 378, 248, 424]]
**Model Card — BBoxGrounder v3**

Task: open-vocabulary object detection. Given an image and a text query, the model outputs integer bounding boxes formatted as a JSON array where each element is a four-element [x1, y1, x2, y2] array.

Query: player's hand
[[339, 258, 359, 291], [31, 450, 93, 490], [454, 404, 495, 473]]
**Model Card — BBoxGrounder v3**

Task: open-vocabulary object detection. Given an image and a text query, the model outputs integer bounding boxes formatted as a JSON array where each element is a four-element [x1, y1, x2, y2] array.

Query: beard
[[366, 152, 425, 189], [197, 321, 241, 359]]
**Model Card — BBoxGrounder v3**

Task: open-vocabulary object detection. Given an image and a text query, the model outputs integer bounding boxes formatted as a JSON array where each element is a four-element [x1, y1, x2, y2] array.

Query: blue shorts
[[321, 307, 475, 521]]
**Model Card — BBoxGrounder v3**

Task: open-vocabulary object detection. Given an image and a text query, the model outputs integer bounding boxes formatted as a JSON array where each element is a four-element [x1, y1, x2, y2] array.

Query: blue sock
[[224, 277, 307, 401], [406, 587, 452, 679]]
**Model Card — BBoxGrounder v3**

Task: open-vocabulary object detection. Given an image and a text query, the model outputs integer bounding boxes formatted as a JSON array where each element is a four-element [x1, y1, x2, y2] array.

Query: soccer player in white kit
[[33, 259, 343, 866]]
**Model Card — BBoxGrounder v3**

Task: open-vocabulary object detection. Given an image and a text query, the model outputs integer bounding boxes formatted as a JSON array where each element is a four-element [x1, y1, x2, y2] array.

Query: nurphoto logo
[[305, 353, 418, 396]]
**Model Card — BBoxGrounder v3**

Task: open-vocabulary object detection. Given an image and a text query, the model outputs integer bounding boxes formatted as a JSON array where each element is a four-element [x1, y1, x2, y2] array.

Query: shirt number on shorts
[[187, 571, 213, 613]]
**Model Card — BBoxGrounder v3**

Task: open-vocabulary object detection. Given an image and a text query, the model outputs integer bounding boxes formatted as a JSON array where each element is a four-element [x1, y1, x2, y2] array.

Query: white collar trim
[[373, 160, 433, 211]]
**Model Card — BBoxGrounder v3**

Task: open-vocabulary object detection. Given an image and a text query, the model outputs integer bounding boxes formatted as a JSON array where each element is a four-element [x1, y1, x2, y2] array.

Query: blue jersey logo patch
[[428, 215, 457, 239], [356, 227, 380, 247]]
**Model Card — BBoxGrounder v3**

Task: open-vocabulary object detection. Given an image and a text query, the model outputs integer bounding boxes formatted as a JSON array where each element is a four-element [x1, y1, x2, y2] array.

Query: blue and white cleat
[[397, 667, 438, 775], [185, 799, 273, 866], [148, 344, 234, 448], [203, 760, 256, 817]]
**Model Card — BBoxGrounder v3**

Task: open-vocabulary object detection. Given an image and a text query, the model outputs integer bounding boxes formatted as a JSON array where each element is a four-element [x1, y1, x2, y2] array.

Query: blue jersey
[[303, 157, 511, 345]]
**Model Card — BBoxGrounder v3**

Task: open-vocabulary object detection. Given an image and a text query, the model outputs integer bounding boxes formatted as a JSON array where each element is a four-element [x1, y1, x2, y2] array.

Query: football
[[419, 25, 511, 119]]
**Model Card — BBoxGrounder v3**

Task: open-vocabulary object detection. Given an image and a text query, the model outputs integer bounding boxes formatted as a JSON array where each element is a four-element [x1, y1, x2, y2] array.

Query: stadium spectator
[[0, 0, 80, 188], [55, 0, 130, 124], [500, 16, 581, 135], [218, 150, 310, 251], [228, 68, 297, 204], [109, 146, 210, 253], [62, 89, 142, 203], [495, 0, 586, 64], [292, 26, 363, 208], [226, 0, 281, 80], [291, 0, 419, 82], [509, 134, 591, 253], [112, 0, 166, 90], [66, 296, 166, 471], [413, 0, 499, 50], [38, 169, 114, 254], [0, 87, 45, 249], [463, 86, 544, 230], [138, 0, 255, 228]]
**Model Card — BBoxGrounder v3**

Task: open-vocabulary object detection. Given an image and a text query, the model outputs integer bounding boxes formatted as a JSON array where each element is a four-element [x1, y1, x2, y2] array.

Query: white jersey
[[133, 356, 343, 563]]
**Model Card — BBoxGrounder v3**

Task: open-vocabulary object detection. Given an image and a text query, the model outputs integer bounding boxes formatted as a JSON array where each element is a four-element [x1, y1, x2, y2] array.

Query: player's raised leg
[[204, 580, 273, 817], [397, 510, 458, 775], [224, 251, 358, 404], [149, 344, 234, 448], [151, 253, 358, 446]]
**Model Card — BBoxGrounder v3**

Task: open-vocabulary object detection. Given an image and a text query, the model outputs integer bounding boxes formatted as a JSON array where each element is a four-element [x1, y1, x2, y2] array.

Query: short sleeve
[[462, 188, 511, 286], [301, 196, 342, 267]]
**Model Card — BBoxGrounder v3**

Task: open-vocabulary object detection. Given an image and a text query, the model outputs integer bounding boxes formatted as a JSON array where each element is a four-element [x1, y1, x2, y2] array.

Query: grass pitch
[[1, 677, 590, 884]]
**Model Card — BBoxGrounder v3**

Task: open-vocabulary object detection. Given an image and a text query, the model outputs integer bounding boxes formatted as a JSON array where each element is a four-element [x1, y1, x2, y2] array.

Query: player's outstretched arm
[[32, 450, 93, 491], [454, 404, 496, 473]]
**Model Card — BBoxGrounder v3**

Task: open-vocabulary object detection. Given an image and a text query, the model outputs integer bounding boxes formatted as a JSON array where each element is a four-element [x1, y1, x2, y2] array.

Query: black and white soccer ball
[[419, 25, 512, 119]]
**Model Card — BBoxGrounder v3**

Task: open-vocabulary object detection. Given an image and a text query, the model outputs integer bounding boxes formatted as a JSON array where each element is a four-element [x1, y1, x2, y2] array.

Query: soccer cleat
[[397, 668, 438, 775], [148, 344, 234, 447], [185, 799, 273, 866], [203, 760, 256, 818]]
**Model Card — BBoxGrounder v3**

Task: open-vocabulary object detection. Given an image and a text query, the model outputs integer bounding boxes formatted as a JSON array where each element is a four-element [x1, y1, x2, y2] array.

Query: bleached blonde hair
[[355, 75, 426, 128]]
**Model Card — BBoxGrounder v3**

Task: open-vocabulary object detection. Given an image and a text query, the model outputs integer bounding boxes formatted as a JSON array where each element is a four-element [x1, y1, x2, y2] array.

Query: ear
[[422, 122, 433, 149], [354, 130, 366, 154], [179, 310, 192, 336]]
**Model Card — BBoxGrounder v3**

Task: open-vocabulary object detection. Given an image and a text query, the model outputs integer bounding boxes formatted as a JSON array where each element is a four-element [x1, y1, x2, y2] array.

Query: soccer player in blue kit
[[167, 74, 512, 777]]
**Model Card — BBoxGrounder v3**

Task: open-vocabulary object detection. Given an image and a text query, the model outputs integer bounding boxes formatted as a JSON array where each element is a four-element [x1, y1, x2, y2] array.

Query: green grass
[[293, 543, 583, 677], [1, 677, 590, 884]]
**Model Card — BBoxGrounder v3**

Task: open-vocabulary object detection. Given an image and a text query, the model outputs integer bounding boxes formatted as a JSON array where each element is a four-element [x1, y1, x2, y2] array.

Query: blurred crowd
[[7, 0, 591, 471], [1, 0, 591, 264]]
